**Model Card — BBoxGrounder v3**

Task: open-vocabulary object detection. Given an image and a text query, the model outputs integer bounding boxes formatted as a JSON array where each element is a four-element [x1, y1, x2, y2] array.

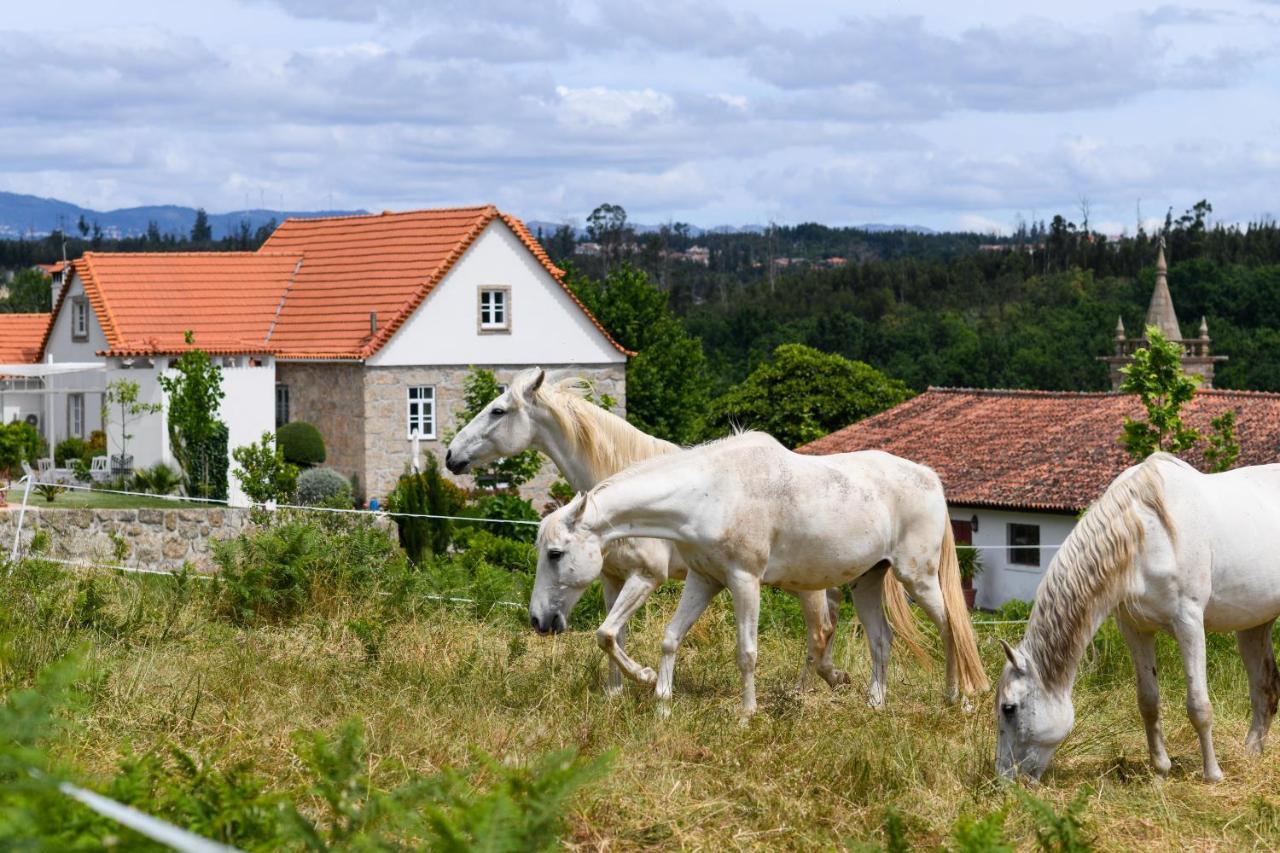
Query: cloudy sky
[[5, 0, 1279, 232]]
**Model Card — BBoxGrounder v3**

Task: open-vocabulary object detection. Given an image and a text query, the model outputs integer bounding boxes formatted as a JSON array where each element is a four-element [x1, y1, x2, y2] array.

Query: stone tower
[[1100, 241, 1226, 390]]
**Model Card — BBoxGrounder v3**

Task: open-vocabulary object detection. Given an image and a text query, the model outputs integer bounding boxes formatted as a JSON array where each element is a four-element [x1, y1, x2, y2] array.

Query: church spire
[[1144, 239, 1181, 341]]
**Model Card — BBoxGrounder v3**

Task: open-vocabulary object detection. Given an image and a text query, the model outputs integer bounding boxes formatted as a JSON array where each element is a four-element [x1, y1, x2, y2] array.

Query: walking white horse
[[996, 453, 1280, 783], [446, 369, 901, 693], [533, 431, 988, 715]]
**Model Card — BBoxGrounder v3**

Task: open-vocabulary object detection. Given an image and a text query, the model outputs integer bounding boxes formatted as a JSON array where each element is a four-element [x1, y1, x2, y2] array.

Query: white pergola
[[0, 361, 106, 451]]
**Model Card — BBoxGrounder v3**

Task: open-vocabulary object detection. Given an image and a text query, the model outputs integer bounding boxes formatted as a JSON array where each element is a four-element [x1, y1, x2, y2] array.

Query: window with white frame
[[67, 393, 85, 439], [478, 287, 510, 331], [71, 296, 89, 340], [407, 386, 436, 439]]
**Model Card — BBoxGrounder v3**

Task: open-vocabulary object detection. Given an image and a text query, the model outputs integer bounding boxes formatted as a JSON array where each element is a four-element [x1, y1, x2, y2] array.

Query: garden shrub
[[185, 422, 229, 500], [0, 421, 42, 475], [277, 421, 325, 467], [53, 438, 87, 467], [231, 431, 298, 506], [463, 492, 540, 543], [295, 467, 352, 508], [386, 454, 459, 563], [130, 462, 182, 495]]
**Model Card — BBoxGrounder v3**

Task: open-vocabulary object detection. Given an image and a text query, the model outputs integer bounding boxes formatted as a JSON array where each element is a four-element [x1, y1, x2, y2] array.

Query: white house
[[4, 206, 630, 505]]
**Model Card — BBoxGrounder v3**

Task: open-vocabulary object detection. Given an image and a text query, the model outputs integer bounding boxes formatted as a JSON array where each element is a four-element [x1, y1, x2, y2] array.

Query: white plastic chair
[[36, 458, 53, 477], [90, 455, 109, 482]]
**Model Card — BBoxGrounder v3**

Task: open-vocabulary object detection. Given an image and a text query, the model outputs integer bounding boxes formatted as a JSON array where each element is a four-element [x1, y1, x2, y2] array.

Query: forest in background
[[6, 200, 1280, 443]]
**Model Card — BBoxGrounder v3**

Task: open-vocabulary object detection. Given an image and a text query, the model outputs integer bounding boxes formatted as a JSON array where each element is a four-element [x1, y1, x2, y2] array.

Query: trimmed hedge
[[296, 467, 352, 508], [277, 421, 325, 467]]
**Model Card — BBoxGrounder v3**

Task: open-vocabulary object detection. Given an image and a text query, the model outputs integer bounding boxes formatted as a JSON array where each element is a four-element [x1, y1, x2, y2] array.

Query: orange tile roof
[[0, 313, 52, 363], [35, 207, 629, 361], [797, 387, 1280, 512], [48, 252, 302, 356], [260, 206, 628, 358]]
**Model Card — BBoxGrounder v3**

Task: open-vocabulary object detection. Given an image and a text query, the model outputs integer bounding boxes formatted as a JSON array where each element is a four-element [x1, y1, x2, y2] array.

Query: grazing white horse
[[534, 431, 988, 716], [445, 369, 877, 693], [996, 453, 1280, 783]]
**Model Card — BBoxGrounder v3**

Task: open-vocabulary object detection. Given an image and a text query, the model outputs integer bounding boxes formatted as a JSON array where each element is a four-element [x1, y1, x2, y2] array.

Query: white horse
[[446, 369, 880, 693], [996, 453, 1280, 783], [534, 431, 988, 716]]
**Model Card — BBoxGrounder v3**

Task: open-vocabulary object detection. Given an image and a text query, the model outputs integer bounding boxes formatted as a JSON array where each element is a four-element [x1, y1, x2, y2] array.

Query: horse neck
[[1022, 560, 1128, 696], [531, 395, 677, 492], [584, 464, 702, 546]]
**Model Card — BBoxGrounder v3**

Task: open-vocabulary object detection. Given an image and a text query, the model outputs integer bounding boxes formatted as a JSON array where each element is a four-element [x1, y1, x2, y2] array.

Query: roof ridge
[[80, 251, 300, 259], [265, 258, 305, 345], [276, 205, 495, 226], [925, 385, 1280, 400]]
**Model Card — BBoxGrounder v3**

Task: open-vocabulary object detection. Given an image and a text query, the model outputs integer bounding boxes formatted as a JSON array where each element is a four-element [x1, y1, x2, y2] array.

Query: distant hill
[[0, 191, 367, 240], [523, 220, 934, 239]]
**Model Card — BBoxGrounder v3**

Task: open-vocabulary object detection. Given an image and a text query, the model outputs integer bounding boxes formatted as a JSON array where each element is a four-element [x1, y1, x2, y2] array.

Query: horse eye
[[1001, 703, 1017, 716], [490, 408, 506, 417], [547, 549, 564, 560]]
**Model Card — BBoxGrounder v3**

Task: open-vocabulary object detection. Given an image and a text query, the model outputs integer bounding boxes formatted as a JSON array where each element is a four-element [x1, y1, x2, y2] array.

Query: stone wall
[[276, 361, 367, 493], [0, 507, 252, 572], [361, 363, 627, 504]]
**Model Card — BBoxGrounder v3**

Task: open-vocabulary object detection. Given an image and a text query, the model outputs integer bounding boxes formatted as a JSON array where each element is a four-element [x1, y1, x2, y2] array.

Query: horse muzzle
[[444, 448, 469, 475], [529, 610, 566, 635]]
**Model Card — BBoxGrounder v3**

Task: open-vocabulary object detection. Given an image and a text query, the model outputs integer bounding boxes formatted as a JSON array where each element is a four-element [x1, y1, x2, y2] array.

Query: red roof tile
[[48, 252, 302, 356], [797, 387, 1280, 512], [260, 207, 628, 359], [0, 313, 52, 363]]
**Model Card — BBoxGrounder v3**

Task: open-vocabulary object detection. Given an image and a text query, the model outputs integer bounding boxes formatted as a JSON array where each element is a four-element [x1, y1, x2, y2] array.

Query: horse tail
[[881, 572, 929, 664], [938, 520, 990, 695]]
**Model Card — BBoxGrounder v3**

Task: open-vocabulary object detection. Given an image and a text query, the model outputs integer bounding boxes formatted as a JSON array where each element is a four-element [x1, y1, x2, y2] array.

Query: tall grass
[[1, 517, 1279, 849]]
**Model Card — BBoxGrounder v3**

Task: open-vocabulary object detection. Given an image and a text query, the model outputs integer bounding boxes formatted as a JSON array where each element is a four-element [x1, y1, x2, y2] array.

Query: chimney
[[369, 311, 378, 337]]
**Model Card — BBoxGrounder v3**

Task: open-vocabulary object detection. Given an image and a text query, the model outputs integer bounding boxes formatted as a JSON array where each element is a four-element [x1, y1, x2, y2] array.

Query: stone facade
[[276, 362, 367, 489], [361, 363, 627, 504], [0, 507, 252, 572]]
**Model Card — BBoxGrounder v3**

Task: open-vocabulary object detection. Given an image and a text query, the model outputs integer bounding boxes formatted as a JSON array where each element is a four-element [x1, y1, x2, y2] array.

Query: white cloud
[[553, 86, 676, 128]]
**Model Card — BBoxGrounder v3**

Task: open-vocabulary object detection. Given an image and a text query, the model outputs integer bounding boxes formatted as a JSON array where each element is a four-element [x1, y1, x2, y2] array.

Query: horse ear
[[1000, 639, 1029, 674], [567, 492, 587, 522], [522, 368, 546, 401]]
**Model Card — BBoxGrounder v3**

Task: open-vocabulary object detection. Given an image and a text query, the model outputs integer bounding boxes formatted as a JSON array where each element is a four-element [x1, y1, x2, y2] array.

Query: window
[[407, 386, 435, 439], [67, 393, 85, 439], [478, 287, 510, 332], [71, 296, 89, 340], [1008, 523, 1041, 567], [275, 384, 290, 428]]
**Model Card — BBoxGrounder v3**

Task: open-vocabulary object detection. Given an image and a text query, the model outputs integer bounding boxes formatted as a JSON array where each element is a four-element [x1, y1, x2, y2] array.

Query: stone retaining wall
[[0, 507, 253, 572]]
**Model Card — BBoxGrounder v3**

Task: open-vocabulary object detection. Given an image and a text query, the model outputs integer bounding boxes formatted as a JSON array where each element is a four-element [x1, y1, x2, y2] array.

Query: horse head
[[529, 494, 603, 635], [995, 639, 1075, 781], [445, 367, 545, 474]]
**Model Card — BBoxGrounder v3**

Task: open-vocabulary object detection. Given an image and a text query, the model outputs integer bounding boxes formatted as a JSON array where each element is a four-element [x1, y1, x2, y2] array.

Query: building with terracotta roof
[[799, 248, 1269, 608], [0, 312, 53, 430], [13, 206, 627, 504]]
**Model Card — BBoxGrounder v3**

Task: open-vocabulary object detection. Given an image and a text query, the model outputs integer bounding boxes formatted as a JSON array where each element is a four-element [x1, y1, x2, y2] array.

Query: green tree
[[103, 379, 161, 465], [448, 367, 542, 490], [157, 333, 227, 495], [232, 432, 299, 505], [567, 263, 710, 444], [1, 268, 54, 313], [190, 208, 213, 242], [705, 343, 914, 448], [1119, 326, 1202, 459]]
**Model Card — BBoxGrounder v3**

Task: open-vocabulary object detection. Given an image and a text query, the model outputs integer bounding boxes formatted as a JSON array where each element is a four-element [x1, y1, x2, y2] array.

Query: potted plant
[[958, 545, 984, 609]]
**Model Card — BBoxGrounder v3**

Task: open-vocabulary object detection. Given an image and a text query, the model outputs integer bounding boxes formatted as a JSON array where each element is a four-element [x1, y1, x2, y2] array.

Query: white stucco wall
[[40, 271, 107, 446], [367, 221, 626, 367], [106, 355, 275, 507], [951, 505, 1079, 610]]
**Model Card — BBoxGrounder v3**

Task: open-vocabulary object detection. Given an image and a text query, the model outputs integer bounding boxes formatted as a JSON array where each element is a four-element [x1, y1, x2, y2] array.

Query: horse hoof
[[828, 669, 851, 688], [657, 701, 672, 720], [637, 667, 657, 687], [1203, 768, 1224, 784], [866, 692, 886, 710], [604, 684, 623, 699], [1152, 756, 1172, 776], [960, 696, 976, 714], [1244, 737, 1265, 757]]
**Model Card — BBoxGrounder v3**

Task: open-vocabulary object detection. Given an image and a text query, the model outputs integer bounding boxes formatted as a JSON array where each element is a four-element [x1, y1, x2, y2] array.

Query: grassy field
[[3, 521, 1280, 850]]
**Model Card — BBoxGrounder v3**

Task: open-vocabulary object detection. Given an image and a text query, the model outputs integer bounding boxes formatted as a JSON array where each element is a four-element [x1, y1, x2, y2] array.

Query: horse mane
[[591, 430, 774, 495], [1023, 452, 1180, 691], [524, 373, 679, 483]]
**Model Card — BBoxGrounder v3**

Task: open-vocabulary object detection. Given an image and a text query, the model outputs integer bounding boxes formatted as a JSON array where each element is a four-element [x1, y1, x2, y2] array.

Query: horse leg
[[795, 589, 847, 692], [850, 565, 891, 709], [601, 573, 624, 696], [1237, 619, 1280, 756], [898, 568, 958, 704], [1116, 615, 1171, 775], [655, 569, 722, 714], [596, 572, 662, 690], [724, 569, 762, 719], [1172, 611, 1223, 782]]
